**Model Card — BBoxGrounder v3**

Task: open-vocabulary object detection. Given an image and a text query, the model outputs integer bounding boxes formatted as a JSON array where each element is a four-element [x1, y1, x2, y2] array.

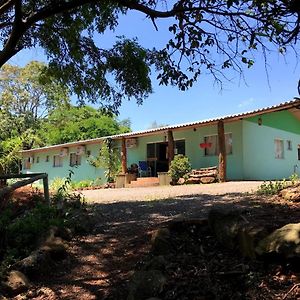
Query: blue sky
[[9, 10, 300, 131]]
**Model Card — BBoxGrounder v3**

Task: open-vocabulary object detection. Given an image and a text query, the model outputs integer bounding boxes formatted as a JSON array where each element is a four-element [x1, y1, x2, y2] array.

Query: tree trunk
[[121, 137, 127, 174], [168, 130, 175, 166], [218, 120, 226, 182]]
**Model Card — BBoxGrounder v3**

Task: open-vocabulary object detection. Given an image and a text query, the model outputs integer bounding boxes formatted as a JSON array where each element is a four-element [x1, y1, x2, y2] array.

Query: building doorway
[[146, 140, 185, 176]]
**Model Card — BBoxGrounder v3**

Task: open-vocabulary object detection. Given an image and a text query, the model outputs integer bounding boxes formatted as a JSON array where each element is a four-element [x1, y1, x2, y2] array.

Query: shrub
[[289, 173, 299, 185], [257, 180, 287, 195], [168, 154, 192, 184], [72, 180, 93, 189], [50, 177, 72, 193]]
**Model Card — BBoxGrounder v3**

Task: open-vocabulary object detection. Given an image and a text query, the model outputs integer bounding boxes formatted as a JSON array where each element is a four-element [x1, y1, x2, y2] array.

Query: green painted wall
[[127, 121, 244, 180], [23, 143, 106, 184], [246, 110, 300, 135], [243, 111, 300, 179]]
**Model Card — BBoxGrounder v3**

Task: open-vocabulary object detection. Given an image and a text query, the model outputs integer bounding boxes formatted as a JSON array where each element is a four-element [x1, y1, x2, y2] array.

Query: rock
[[41, 235, 67, 260], [1, 270, 30, 297], [280, 187, 300, 201], [208, 208, 271, 258], [127, 270, 166, 300], [200, 176, 216, 184], [56, 227, 73, 241], [69, 211, 97, 234], [185, 177, 201, 184], [13, 249, 52, 279], [151, 228, 172, 255], [256, 223, 300, 260], [208, 208, 247, 250], [168, 218, 208, 233], [144, 256, 168, 271], [177, 178, 185, 185], [0, 295, 8, 300], [238, 226, 268, 259]]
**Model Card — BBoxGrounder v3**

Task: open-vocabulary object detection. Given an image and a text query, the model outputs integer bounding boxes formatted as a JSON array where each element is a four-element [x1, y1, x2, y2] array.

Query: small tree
[[88, 139, 121, 183], [168, 155, 192, 184]]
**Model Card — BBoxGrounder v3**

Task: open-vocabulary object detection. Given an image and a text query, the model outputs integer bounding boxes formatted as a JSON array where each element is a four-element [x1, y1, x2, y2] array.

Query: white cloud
[[238, 97, 254, 108]]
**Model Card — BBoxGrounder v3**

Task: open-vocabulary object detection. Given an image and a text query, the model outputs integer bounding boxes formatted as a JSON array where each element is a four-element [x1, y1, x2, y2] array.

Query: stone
[[13, 249, 52, 279], [144, 256, 168, 271], [168, 218, 208, 233], [208, 208, 246, 250], [41, 235, 67, 260], [151, 228, 172, 255], [69, 212, 97, 234], [256, 223, 300, 260], [127, 270, 166, 300], [56, 227, 73, 241], [177, 178, 185, 185], [200, 176, 216, 184], [2, 270, 30, 297], [237, 226, 268, 259], [280, 187, 300, 202], [185, 177, 201, 184]]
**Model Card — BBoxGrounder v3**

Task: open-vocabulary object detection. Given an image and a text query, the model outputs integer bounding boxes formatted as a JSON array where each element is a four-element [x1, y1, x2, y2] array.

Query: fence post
[[43, 174, 50, 205]]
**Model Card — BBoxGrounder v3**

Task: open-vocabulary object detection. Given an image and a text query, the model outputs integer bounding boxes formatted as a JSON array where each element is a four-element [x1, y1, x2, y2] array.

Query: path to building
[[81, 181, 263, 203]]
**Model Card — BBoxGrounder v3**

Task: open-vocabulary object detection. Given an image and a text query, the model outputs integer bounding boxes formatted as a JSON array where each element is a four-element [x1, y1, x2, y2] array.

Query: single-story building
[[21, 98, 300, 185]]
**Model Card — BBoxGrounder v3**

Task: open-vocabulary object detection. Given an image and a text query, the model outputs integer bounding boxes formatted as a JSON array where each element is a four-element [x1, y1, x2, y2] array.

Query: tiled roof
[[21, 97, 300, 154]]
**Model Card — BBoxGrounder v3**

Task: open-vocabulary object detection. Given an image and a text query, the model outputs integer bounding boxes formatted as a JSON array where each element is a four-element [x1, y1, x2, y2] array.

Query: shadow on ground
[[30, 192, 300, 299]]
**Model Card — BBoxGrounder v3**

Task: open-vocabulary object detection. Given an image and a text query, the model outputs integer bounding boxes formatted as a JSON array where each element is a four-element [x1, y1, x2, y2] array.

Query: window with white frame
[[274, 139, 284, 159], [53, 155, 63, 167], [70, 153, 81, 167], [204, 133, 233, 156], [287, 140, 292, 151]]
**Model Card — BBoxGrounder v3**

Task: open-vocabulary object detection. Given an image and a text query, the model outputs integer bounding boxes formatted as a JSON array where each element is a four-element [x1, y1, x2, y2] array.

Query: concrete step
[[126, 177, 159, 188], [136, 177, 159, 183]]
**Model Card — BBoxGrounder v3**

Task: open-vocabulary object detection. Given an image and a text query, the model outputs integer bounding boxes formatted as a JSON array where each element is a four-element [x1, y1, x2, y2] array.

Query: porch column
[[218, 120, 226, 182], [121, 137, 127, 174], [168, 130, 174, 166]]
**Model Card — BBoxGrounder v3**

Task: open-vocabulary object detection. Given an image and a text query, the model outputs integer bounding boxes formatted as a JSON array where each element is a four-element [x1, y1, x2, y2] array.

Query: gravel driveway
[[81, 181, 263, 203]]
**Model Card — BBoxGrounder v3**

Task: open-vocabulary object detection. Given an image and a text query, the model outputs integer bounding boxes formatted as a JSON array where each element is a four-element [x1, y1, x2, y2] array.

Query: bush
[[50, 177, 72, 193], [71, 180, 93, 189], [168, 154, 192, 184], [257, 180, 287, 195]]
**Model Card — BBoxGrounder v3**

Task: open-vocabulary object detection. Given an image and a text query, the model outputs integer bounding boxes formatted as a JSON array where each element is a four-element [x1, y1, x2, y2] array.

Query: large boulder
[[127, 270, 166, 300], [151, 228, 172, 255], [256, 223, 300, 259], [208, 208, 269, 258], [12, 249, 52, 279], [208, 208, 247, 250], [1, 270, 30, 297], [41, 235, 68, 260], [144, 256, 168, 272]]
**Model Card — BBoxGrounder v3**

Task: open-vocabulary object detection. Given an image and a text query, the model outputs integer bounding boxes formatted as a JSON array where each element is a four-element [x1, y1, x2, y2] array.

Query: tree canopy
[[0, 61, 70, 148], [39, 105, 131, 145], [0, 1, 299, 109]]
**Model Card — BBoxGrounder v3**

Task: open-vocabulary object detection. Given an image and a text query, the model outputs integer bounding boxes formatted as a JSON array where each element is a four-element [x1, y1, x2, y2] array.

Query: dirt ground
[[16, 182, 300, 300]]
